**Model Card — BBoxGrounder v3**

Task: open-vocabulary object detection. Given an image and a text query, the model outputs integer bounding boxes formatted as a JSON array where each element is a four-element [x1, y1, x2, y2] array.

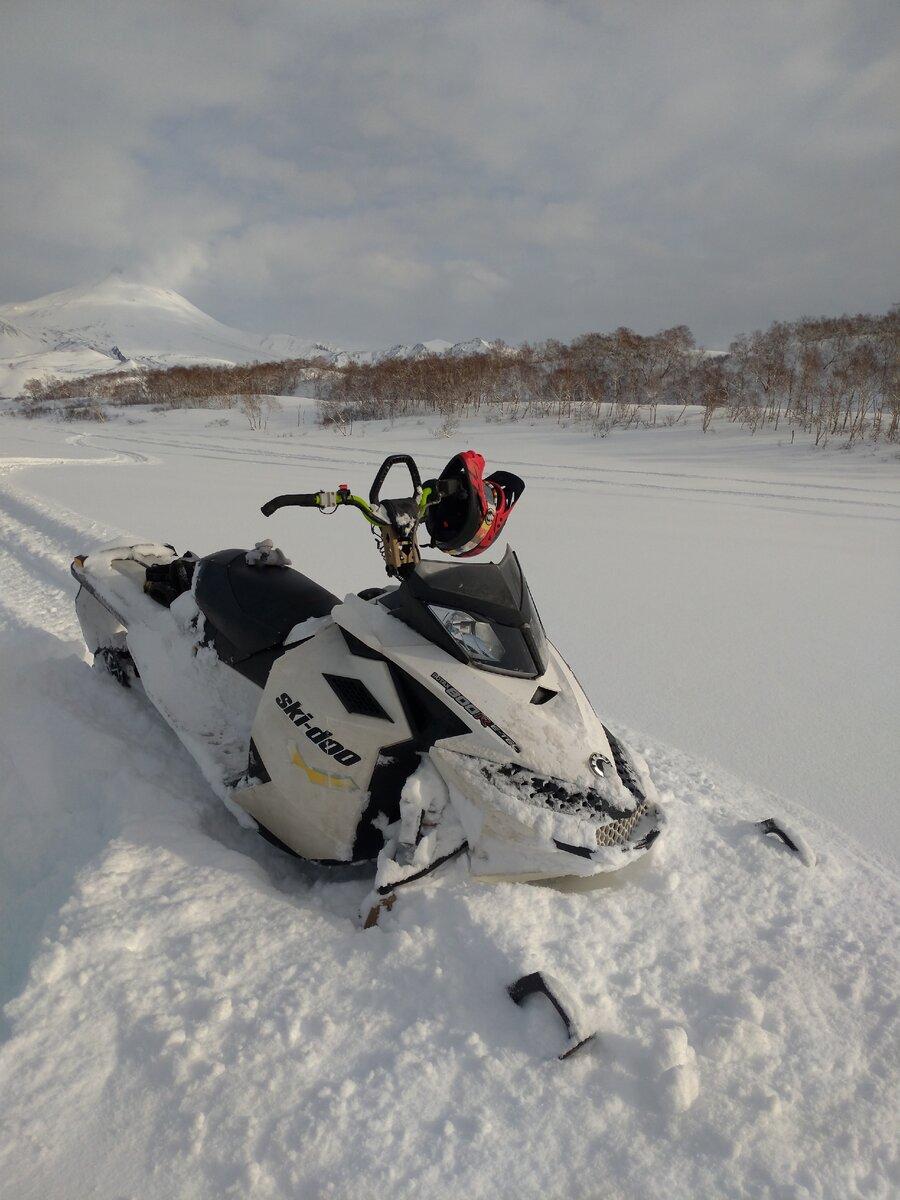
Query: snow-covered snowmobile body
[[71, 456, 663, 890]]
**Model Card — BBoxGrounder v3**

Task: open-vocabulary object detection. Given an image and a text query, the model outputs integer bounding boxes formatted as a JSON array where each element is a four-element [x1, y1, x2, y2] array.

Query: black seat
[[195, 549, 338, 686]]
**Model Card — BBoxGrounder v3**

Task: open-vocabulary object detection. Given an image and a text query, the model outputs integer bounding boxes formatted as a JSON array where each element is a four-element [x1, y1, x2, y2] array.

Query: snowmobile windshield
[[383, 547, 548, 677]]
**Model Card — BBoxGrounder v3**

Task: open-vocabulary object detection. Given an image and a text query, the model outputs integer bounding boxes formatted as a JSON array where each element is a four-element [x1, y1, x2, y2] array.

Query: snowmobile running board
[[507, 972, 595, 1060]]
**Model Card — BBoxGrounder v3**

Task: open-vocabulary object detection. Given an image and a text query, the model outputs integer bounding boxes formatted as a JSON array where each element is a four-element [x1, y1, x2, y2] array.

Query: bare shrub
[[241, 394, 276, 430], [433, 412, 460, 439]]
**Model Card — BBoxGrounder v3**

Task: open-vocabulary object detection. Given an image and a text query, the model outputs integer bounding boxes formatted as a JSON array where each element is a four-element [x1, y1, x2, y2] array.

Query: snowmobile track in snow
[[69, 426, 900, 521]]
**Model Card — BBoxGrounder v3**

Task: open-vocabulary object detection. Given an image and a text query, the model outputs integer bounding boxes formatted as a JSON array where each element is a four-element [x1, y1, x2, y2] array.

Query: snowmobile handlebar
[[261, 456, 461, 525], [261, 488, 385, 523], [261, 482, 455, 525], [260, 454, 462, 577], [260, 493, 325, 516]]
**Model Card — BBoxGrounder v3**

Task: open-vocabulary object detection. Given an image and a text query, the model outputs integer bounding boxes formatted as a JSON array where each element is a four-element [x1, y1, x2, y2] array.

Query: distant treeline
[[19, 358, 316, 408], [17, 307, 900, 445]]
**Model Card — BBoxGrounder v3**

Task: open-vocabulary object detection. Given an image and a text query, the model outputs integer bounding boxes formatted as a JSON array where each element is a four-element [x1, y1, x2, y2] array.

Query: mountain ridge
[[0, 276, 498, 398]]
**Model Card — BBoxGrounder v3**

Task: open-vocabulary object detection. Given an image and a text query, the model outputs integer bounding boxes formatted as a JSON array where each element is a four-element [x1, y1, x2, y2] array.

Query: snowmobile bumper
[[432, 747, 665, 882]]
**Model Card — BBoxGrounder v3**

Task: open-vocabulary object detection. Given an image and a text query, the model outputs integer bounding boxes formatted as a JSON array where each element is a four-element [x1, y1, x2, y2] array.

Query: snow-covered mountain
[[0, 318, 47, 360], [373, 339, 455, 361], [0, 276, 501, 398], [329, 338, 503, 368], [369, 337, 497, 362], [0, 274, 338, 398]]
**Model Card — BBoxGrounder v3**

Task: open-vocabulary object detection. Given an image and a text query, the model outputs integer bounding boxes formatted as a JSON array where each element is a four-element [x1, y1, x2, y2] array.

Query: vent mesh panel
[[322, 674, 393, 722]]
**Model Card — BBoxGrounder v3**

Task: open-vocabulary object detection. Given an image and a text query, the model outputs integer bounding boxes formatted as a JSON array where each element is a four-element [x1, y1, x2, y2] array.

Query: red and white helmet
[[424, 451, 524, 557]]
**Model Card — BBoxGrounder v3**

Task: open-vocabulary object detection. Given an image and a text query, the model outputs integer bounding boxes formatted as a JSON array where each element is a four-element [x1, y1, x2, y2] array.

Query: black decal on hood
[[274, 692, 361, 765], [430, 672, 521, 753]]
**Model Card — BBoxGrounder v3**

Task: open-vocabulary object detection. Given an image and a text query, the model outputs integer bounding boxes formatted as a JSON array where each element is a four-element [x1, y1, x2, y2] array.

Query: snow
[[0, 405, 898, 1198], [245, 539, 292, 567], [369, 338, 496, 362], [0, 275, 337, 398], [0, 277, 497, 397]]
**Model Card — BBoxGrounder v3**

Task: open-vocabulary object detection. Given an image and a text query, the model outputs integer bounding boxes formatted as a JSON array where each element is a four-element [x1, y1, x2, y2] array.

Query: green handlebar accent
[[265, 476, 441, 526], [323, 491, 390, 526]]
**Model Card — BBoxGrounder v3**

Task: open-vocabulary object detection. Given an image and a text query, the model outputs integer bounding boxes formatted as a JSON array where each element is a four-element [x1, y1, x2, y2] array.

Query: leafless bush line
[[15, 307, 899, 444]]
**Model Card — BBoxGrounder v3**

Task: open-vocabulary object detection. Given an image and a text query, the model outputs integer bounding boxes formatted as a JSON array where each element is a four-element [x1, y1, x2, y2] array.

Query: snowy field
[[1, 404, 898, 1198]]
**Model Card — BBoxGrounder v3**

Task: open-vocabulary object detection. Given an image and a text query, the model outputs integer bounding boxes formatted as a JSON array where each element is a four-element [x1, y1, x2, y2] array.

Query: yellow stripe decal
[[289, 743, 360, 792]]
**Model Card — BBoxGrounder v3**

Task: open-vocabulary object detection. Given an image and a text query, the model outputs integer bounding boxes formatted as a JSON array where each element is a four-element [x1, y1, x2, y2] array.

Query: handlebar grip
[[369, 454, 421, 504], [261, 493, 322, 516]]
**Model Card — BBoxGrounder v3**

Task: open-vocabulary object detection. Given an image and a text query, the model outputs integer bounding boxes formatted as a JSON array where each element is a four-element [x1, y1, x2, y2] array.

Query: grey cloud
[[2, 0, 897, 350]]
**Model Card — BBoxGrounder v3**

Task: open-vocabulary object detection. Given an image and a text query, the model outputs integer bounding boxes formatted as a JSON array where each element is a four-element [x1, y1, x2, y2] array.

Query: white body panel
[[245, 623, 412, 860]]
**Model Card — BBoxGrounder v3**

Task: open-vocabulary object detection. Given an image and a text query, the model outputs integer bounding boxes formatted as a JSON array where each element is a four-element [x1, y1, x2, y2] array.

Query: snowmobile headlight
[[429, 605, 504, 664], [427, 605, 539, 676]]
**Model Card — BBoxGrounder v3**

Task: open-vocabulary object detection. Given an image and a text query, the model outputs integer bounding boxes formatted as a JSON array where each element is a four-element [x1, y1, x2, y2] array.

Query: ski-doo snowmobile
[[71, 452, 664, 895]]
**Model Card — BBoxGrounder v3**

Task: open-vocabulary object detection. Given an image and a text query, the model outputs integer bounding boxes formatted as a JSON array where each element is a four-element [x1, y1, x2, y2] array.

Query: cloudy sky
[[2, 0, 898, 350]]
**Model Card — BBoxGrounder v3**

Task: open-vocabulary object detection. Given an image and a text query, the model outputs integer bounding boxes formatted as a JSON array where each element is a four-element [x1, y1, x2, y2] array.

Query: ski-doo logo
[[430, 672, 521, 753], [275, 692, 362, 766]]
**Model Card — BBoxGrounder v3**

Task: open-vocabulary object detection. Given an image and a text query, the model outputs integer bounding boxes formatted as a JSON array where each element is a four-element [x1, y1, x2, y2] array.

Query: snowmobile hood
[[333, 592, 648, 805]]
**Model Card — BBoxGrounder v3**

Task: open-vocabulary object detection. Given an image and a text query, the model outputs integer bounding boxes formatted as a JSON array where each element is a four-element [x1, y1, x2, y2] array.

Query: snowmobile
[[71, 451, 664, 897]]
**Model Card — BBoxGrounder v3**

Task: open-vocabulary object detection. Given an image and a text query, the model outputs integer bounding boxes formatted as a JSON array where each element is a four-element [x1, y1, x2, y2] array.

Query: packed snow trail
[[0, 472, 127, 1011], [51, 423, 900, 516]]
